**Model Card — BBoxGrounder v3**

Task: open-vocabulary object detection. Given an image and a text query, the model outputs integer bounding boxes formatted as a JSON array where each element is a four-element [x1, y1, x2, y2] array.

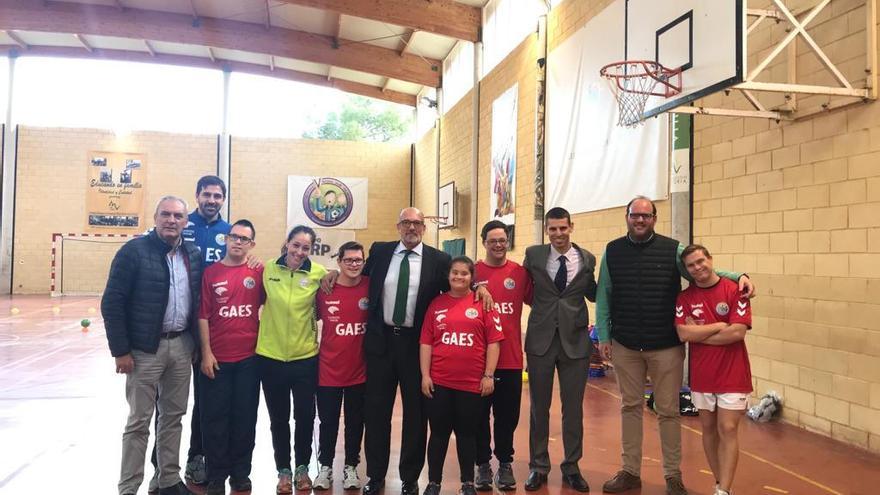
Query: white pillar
[[470, 41, 482, 258], [218, 68, 231, 220], [0, 53, 18, 294]]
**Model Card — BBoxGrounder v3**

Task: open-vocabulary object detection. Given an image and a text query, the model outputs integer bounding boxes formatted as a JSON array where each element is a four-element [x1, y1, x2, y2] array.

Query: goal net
[[51, 233, 139, 296]]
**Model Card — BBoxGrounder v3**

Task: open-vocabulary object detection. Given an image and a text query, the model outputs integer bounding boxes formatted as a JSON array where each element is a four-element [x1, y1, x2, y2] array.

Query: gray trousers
[[118, 334, 194, 495], [526, 332, 589, 475]]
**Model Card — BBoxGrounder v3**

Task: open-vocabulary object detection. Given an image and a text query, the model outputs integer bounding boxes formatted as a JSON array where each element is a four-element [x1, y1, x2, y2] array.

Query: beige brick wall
[[13, 127, 216, 294], [230, 137, 411, 264], [413, 127, 439, 248], [691, 0, 880, 451], [12, 127, 410, 294], [437, 89, 476, 251]]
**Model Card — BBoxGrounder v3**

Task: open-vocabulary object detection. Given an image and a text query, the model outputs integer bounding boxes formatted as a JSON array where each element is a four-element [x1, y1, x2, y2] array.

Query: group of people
[[103, 174, 755, 495]]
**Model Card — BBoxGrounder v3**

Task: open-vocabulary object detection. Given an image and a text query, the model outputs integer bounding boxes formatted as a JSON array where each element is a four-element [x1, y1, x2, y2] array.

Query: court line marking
[[587, 383, 843, 495], [765, 486, 790, 494]]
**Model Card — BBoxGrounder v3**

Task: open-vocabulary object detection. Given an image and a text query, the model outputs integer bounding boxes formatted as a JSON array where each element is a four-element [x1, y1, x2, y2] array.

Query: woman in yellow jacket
[[256, 225, 327, 494]]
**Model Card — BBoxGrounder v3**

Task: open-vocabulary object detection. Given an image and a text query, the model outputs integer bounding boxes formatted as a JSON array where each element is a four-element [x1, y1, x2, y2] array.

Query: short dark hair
[[680, 244, 711, 262], [196, 175, 227, 198], [287, 225, 317, 244], [626, 195, 657, 216], [545, 207, 571, 224], [337, 241, 364, 259], [231, 219, 255, 240], [449, 255, 475, 278], [481, 220, 508, 241]]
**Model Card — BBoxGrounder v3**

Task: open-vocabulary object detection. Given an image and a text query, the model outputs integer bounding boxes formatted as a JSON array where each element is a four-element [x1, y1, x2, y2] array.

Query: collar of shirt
[[627, 232, 655, 245], [395, 241, 423, 257], [276, 255, 313, 273], [189, 209, 224, 227], [551, 244, 578, 261]]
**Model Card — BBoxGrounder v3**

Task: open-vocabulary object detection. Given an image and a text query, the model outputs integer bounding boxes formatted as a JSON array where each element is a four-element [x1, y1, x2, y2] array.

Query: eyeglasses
[[485, 239, 508, 246], [627, 213, 656, 221], [398, 220, 425, 229], [226, 233, 253, 244], [341, 258, 365, 266]]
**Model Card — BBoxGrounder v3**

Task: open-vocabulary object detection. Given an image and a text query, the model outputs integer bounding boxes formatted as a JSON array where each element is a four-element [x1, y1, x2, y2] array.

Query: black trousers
[[317, 383, 366, 467], [475, 369, 522, 465], [364, 330, 426, 482], [199, 356, 260, 482], [189, 361, 204, 460], [426, 385, 482, 483], [259, 355, 318, 470]]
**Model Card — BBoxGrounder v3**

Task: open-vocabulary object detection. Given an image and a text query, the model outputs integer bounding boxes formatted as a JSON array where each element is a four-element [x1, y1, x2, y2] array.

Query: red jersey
[[475, 260, 533, 370], [199, 263, 265, 363], [675, 278, 753, 393], [420, 292, 505, 394], [317, 277, 369, 387]]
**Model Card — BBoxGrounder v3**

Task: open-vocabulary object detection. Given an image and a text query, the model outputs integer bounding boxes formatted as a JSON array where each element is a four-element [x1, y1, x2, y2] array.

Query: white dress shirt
[[545, 244, 581, 287], [383, 242, 424, 327]]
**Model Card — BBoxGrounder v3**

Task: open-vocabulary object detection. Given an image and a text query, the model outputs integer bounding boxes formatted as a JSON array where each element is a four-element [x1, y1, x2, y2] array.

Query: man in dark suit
[[521, 207, 597, 493], [359, 207, 451, 495]]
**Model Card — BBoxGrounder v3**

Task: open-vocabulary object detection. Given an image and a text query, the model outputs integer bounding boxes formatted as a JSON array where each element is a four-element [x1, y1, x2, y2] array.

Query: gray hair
[[154, 195, 188, 215]]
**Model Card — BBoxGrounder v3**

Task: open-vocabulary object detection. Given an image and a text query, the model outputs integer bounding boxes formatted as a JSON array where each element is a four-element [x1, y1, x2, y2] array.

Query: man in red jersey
[[198, 219, 265, 495], [314, 241, 370, 491], [473, 220, 533, 491], [674, 245, 752, 495]]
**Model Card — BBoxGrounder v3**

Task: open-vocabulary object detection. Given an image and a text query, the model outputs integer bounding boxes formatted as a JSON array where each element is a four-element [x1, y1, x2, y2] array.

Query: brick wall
[[12, 127, 410, 293], [414, 126, 439, 247], [230, 137, 411, 264], [690, 0, 880, 451], [13, 127, 216, 294], [437, 89, 475, 251]]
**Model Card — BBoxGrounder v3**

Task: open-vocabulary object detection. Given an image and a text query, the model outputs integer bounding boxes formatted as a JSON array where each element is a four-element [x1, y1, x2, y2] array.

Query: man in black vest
[[595, 197, 753, 495]]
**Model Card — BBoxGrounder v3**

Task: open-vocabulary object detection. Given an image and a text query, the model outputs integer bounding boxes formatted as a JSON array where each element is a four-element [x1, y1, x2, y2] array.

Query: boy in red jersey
[[313, 241, 369, 491], [473, 221, 533, 491], [420, 256, 504, 495], [198, 219, 265, 495], [675, 245, 752, 495]]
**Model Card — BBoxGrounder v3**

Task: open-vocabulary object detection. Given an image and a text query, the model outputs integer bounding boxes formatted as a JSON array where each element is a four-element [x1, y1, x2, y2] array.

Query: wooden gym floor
[[0, 295, 878, 495]]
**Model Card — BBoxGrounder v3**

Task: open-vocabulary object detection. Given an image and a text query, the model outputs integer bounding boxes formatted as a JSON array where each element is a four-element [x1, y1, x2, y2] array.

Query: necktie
[[554, 255, 568, 293], [392, 250, 413, 326]]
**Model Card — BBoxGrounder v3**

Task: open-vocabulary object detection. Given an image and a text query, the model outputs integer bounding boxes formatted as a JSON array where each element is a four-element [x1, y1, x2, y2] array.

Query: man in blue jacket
[[102, 196, 203, 495]]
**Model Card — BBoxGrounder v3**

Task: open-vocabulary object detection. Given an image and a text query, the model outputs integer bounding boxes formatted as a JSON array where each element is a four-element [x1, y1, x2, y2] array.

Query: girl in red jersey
[[420, 256, 504, 495], [314, 242, 369, 491]]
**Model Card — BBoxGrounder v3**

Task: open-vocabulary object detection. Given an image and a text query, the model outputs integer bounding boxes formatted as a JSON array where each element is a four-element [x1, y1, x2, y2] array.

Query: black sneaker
[[230, 477, 252, 492], [460, 482, 477, 495], [494, 463, 516, 491], [474, 464, 493, 491], [423, 482, 441, 495]]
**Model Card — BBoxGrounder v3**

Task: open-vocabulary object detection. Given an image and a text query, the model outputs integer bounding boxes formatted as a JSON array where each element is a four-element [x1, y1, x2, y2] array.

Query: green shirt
[[595, 240, 743, 343], [256, 256, 328, 362]]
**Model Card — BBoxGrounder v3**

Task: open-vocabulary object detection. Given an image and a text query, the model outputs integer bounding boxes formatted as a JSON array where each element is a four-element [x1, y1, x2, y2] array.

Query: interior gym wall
[[690, 0, 880, 451], [13, 127, 216, 294], [230, 136, 410, 264], [11, 127, 410, 294], [437, 88, 476, 249], [413, 127, 439, 246], [413, 0, 880, 452]]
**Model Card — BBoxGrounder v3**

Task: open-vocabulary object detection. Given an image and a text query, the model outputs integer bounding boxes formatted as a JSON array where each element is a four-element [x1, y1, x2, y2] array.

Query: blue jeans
[[199, 355, 260, 482]]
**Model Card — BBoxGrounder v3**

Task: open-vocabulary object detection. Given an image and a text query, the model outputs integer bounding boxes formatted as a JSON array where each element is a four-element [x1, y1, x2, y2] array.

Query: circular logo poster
[[302, 178, 354, 227]]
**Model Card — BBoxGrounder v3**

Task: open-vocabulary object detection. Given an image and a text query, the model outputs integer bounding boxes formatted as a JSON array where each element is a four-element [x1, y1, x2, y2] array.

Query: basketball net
[[600, 60, 682, 128]]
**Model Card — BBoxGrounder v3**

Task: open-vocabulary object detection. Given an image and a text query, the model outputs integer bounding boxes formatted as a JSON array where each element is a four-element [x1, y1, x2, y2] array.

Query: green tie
[[392, 250, 413, 326]]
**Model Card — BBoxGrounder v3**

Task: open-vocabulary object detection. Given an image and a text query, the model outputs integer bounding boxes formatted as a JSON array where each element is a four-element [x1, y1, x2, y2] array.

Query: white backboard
[[438, 182, 456, 229], [625, 0, 744, 118]]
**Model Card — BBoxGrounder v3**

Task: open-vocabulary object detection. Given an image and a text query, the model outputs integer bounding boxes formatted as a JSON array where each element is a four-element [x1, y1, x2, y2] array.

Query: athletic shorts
[[692, 392, 750, 411]]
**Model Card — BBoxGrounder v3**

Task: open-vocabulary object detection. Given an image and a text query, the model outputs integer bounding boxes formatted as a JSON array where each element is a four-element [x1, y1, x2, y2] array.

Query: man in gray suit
[[521, 207, 596, 493]]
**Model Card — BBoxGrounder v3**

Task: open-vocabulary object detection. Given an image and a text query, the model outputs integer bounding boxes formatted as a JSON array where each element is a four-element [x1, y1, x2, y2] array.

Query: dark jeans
[[476, 369, 522, 465], [199, 355, 260, 482], [259, 355, 318, 470], [189, 361, 203, 460], [426, 384, 482, 483], [317, 383, 366, 467], [364, 330, 426, 482]]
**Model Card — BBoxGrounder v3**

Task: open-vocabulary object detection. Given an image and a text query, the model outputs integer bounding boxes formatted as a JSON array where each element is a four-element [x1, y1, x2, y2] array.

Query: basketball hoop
[[424, 215, 448, 225], [599, 60, 682, 127]]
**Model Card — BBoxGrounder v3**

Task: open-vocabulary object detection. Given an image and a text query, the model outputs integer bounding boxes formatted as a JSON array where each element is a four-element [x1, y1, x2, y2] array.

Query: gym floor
[[0, 295, 877, 495]]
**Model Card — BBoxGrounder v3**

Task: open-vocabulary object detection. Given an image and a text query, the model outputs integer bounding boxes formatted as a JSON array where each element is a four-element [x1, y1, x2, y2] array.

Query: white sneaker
[[314, 465, 332, 490], [343, 465, 361, 490], [715, 487, 730, 495]]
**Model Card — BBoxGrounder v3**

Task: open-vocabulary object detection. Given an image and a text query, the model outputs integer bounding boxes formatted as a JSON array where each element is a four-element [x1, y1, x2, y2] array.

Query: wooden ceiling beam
[[3, 30, 28, 49], [0, 0, 440, 86], [0, 43, 417, 106], [73, 33, 93, 52], [399, 29, 416, 57], [278, 0, 480, 42], [143, 39, 155, 56]]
